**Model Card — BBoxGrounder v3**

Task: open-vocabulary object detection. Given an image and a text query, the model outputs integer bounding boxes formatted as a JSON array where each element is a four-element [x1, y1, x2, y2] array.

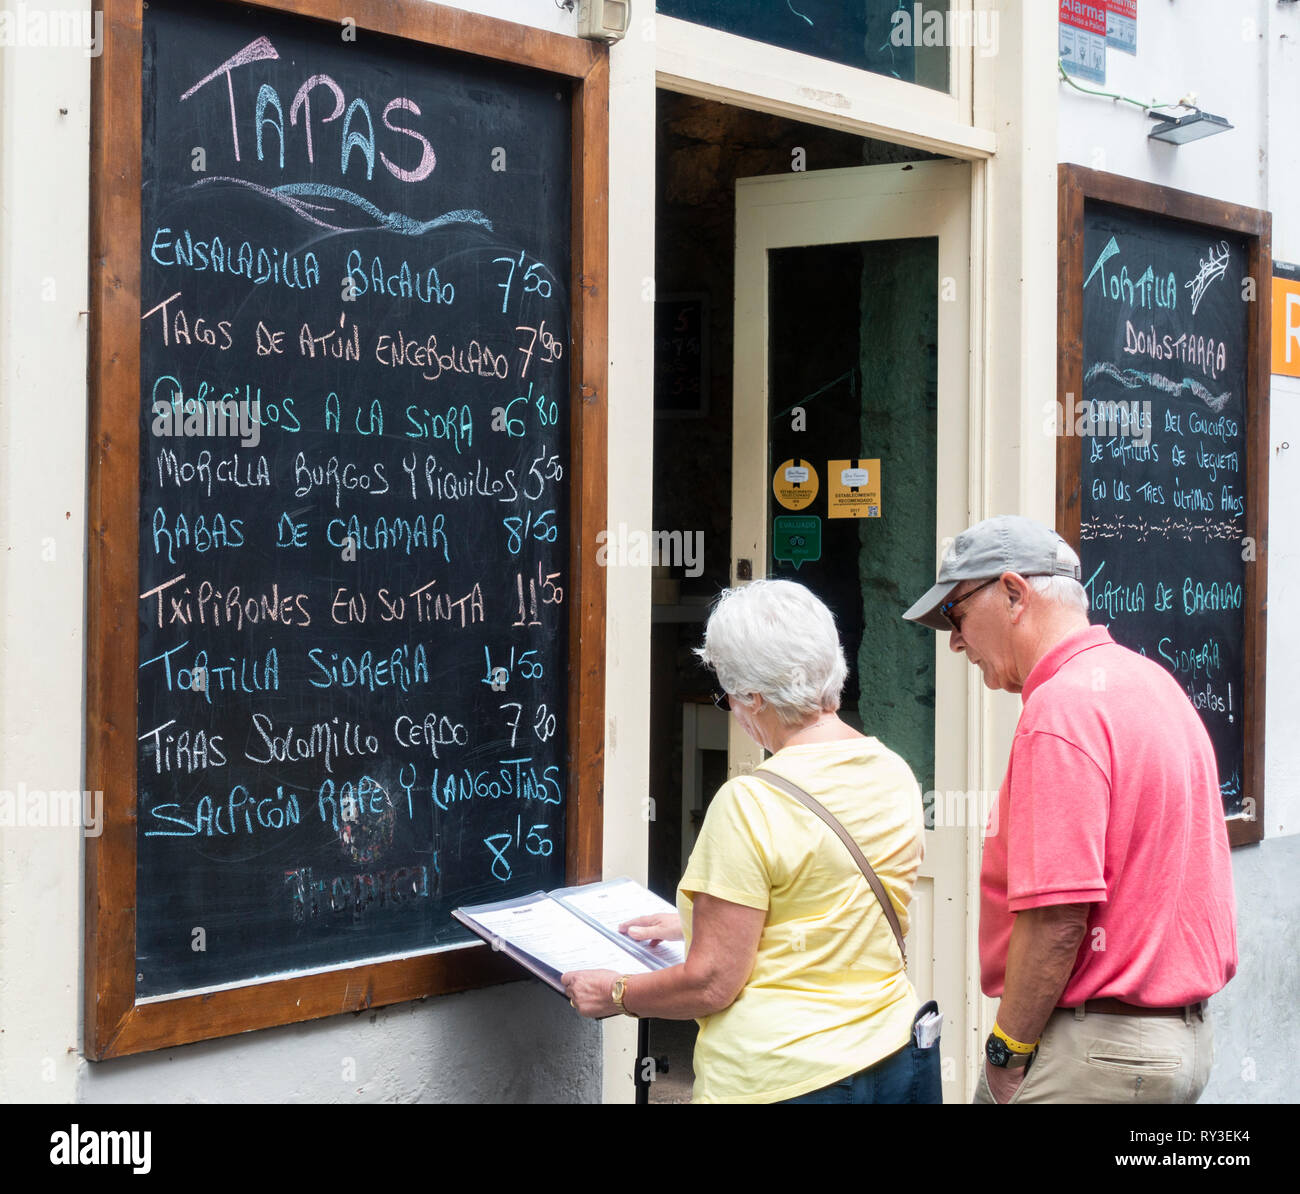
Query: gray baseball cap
[[903, 515, 1082, 631]]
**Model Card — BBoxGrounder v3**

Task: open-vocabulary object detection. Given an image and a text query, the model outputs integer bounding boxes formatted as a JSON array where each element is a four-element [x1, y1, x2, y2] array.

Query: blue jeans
[[778, 1038, 942, 1104], [779, 1001, 944, 1104]]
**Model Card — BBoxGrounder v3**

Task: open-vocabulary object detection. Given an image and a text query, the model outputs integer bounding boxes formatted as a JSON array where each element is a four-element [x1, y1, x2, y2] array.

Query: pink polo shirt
[[979, 625, 1237, 1006]]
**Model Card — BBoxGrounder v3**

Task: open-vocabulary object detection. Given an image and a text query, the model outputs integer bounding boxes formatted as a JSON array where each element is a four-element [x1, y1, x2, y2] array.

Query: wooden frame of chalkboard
[[1057, 165, 1269, 849], [85, 0, 608, 1059]]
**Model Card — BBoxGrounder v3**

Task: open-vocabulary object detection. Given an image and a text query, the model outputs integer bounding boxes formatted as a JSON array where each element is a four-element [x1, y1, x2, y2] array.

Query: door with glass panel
[[730, 160, 974, 1102]]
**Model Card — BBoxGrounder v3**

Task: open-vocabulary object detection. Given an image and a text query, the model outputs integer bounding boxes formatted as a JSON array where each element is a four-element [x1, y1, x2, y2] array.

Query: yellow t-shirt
[[677, 736, 924, 1104]]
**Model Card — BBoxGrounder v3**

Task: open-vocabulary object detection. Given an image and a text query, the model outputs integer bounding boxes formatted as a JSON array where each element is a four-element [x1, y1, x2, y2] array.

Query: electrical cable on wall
[[1057, 59, 1190, 116]]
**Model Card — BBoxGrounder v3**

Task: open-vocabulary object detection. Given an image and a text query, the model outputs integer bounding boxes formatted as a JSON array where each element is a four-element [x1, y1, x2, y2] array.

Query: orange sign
[[827, 459, 881, 519], [772, 459, 819, 511], [1273, 275, 1300, 378]]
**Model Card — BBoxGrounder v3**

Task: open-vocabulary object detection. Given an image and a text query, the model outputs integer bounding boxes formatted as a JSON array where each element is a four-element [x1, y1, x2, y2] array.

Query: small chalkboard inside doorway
[[1057, 165, 1270, 847], [85, 0, 609, 1059], [654, 294, 709, 416]]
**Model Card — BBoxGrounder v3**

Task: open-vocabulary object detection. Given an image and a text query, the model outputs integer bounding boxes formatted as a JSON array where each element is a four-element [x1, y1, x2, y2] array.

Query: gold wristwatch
[[611, 975, 637, 1017]]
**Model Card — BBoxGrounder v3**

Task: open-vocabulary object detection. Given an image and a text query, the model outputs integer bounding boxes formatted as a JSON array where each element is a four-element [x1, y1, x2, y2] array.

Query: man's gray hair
[[695, 579, 847, 726], [1027, 539, 1089, 615]]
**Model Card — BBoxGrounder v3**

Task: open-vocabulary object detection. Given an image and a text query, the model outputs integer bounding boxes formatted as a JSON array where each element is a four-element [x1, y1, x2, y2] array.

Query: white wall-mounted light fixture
[[1057, 62, 1234, 149], [1147, 107, 1234, 145], [578, 0, 630, 43]]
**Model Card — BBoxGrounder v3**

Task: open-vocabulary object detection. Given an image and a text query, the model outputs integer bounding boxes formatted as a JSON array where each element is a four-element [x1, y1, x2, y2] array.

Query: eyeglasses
[[939, 578, 1000, 631]]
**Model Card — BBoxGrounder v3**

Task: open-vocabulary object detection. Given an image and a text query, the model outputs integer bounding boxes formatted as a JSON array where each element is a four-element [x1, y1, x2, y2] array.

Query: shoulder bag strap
[[753, 767, 907, 968]]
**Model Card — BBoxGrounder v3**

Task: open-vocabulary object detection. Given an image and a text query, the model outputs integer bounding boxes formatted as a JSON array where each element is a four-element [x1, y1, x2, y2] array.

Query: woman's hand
[[619, 912, 683, 947], [561, 968, 622, 1018], [562, 896, 762, 1020]]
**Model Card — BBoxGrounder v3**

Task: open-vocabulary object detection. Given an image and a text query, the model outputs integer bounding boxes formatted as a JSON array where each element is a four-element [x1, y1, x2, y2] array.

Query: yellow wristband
[[992, 1021, 1038, 1054]]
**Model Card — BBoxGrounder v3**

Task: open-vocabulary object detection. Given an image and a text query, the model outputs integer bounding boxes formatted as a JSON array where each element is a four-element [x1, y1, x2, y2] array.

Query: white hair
[[695, 579, 847, 726], [1027, 540, 1090, 615]]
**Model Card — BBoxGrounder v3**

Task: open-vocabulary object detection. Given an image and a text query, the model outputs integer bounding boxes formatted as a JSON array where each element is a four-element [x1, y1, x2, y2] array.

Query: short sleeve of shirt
[[678, 779, 773, 911], [1007, 730, 1110, 912]]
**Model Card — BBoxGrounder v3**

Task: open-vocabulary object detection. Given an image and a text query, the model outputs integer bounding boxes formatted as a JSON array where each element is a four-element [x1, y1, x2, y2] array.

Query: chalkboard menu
[[134, 0, 579, 995], [1058, 167, 1270, 839], [87, 0, 608, 1052]]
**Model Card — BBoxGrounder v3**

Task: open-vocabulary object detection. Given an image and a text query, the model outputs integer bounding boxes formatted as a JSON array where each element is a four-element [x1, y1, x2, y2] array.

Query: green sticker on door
[[773, 515, 822, 570]]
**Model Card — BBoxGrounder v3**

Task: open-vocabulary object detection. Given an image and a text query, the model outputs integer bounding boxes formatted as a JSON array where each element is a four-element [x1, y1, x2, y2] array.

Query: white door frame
[[603, 0, 1059, 1101], [730, 159, 978, 1101], [653, 7, 991, 158]]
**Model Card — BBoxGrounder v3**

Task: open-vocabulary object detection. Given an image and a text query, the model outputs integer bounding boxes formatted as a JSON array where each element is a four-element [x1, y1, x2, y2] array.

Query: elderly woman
[[562, 579, 939, 1104]]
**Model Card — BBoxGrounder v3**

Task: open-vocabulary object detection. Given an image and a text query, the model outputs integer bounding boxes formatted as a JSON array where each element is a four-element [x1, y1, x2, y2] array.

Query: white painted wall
[[78, 981, 600, 1103], [1262, 0, 1300, 842], [1058, 0, 1269, 210], [1058, 0, 1300, 1102], [0, 3, 93, 1107], [449, 0, 577, 36], [0, 0, 626, 1106]]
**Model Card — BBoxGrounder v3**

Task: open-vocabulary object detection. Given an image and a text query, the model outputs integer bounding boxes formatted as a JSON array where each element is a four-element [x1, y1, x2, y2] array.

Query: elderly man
[[904, 515, 1236, 1104]]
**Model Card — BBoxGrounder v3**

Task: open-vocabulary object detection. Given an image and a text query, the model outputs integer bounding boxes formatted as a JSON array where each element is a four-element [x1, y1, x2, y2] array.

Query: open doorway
[[644, 90, 952, 1104]]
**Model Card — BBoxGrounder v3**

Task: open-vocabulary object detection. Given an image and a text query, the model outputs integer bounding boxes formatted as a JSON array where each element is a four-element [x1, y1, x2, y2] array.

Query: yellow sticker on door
[[828, 459, 881, 518], [772, 459, 819, 511]]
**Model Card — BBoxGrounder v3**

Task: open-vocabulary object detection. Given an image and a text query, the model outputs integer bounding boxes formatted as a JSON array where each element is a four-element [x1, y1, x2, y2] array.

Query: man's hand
[[985, 1060, 1027, 1104], [561, 968, 622, 1018], [619, 912, 683, 947], [982, 902, 1087, 1105]]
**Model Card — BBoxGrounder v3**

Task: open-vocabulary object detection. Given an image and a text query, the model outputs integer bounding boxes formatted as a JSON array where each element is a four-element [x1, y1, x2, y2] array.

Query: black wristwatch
[[985, 1032, 1035, 1069]]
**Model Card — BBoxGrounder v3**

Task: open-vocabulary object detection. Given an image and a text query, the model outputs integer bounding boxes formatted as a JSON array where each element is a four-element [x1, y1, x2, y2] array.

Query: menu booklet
[[453, 877, 684, 1003]]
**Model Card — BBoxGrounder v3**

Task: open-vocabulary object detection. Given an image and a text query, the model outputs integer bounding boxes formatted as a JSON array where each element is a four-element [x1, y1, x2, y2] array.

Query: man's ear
[[1003, 572, 1031, 622]]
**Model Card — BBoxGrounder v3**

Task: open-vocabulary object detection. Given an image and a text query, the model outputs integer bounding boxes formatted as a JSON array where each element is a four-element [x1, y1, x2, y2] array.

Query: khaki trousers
[[973, 1005, 1213, 1104]]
